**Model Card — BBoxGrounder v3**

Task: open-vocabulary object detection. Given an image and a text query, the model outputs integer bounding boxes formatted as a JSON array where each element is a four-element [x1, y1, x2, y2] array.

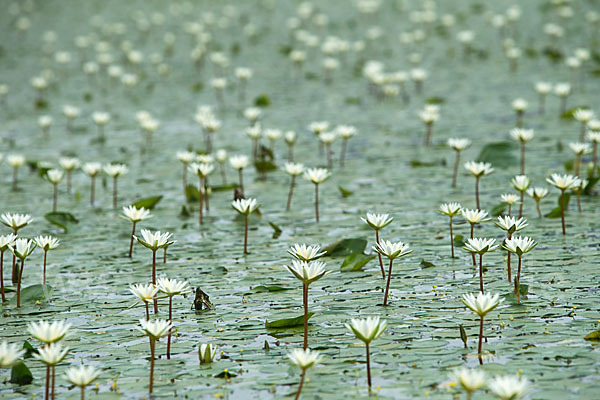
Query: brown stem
[[152, 250, 158, 314], [220, 164, 227, 184], [81, 387, 85, 400], [288, 145, 294, 162], [198, 177, 204, 225], [507, 232, 512, 282], [560, 190, 566, 235], [575, 155, 581, 177], [45, 365, 50, 400], [90, 176, 95, 206], [592, 143, 598, 176], [340, 138, 347, 167], [479, 254, 484, 293], [478, 316, 484, 365], [295, 370, 306, 400], [365, 342, 372, 387], [66, 170, 72, 193], [145, 302, 149, 321], [167, 296, 173, 359], [51, 365, 55, 400], [238, 169, 244, 196], [520, 142, 525, 175], [0, 250, 5, 302], [580, 122, 587, 142], [452, 152, 460, 188], [52, 184, 58, 212], [314, 184, 320, 223], [303, 283, 308, 350], [243, 215, 248, 254], [17, 258, 24, 307], [383, 258, 394, 306], [163, 248, 167, 264], [182, 163, 188, 199], [470, 224, 476, 267], [43, 250, 47, 284], [286, 176, 295, 211], [449, 218, 455, 258], [375, 230, 385, 279], [129, 222, 136, 258], [424, 123, 432, 146], [577, 193, 582, 213], [149, 338, 155, 395], [475, 177, 480, 210], [515, 256, 523, 303], [508, 204, 512, 217], [204, 177, 210, 212], [12, 167, 18, 191], [519, 192, 524, 218], [112, 177, 118, 209]]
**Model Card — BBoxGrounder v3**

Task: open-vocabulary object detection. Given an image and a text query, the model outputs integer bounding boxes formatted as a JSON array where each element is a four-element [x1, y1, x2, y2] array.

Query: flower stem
[[474, 177, 480, 210], [52, 183, 58, 212], [182, 163, 188, 200], [560, 190, 566, 235], [238, 169, 244, 196], [576, 193, 582, 213], [51, 365, 55, 400], [243, 215, 249, 254], [520, 142, 526, 175], [163, 248, 167, 264], [17, 258, 24, 307], [449, 218, 455, 258], [66, 170, 72, 193], [129, 222, 136, 258], [314, 184, 320, 223], [90, 176, 95, 206], [340, 138, 348, 167], [152, 250, 158, 314], [478, 316, 484, 365], [43, 250, 47, 284], [507, 232, 512, 282], [479, 254, 484, 293], [515, 255, 523, 304], [0, 250, 5, 302], [295, 370, 306, 400], [167, 296, 173, 359], [149, 338, 155, 395], [575, 155, 581, 177], [145, 302, 149, 321], [536, 200, 542, 218], [303, 283, 308, 350], [12, 166, 18, 191], [375, 230, 385, 279], [112, 177, 118, 209], [198, 177, 204, 225], [45, 365, 50, 400], [519, 192, 524, 218], [424, 123, 432, 146], [365, 342, 372, 388], [286, 176, 295, 211], [470, 224, 476, 267], [81, 387, 85, 400], [383, 258, 394, 306], [452, 151, 460, 188]]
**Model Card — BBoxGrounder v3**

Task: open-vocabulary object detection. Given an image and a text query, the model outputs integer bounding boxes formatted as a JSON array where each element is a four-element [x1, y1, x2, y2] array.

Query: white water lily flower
[[318, 132, 336, 144], [1, 213, 33, 231], [462, 209, 489, 224], [65, 365, 101, 387], [246, 124, 262, 140], [373, 240, 412, 260], [284, 131, 297, 145], [284, 162, 304, 176], [38, 115, 52, 129], [92, 111, 110, 125], [464, 161, 494, 177], [0, 233, 17, 251], [501, 194, 520, 205], [288, 244, 326, 262], [304, 168, 330, 184], [244, 107, 262, 122], [229, 155, 249, 170], [196, 154, 214, 164], [82, 162, 102, 177], [535, 82, 551, 94], [265, 128, 282, 142], [361, 213, 393, 230], [439, 203, 462, 217], [464, 238, 499, 255], [511, 98, 528, 111], [488, 375, 529, 400], [215, 149, 227, 163], [308, 121, 329, 134], [10, 238, 36, 259], [419, 109, 439, 124], [573, 109, 594, 123], [231, 198, 259, 215], [138, 318, 173, 340], [554, 83, 571, 97], [121, 205, 152, 223], [345, 316, 387, 344], [511, 130, 534, 145], [0, 341, 26, 368], [28, 320, 71, 344], [176, 151, 196, 164], [546, 173, 581, 190], [199, 343, 217, 364], [156, 277, 192, 296], [568, 142, 592, 155], [46, 169, 64, 184], [104, 164, 128, 177], [526, 187, 549, 200], [287, 348, 322, 370], [461, 292, 503, 317], [511, 175, 530, 192], [34, 343, 69, 366], [134, 229, 175, 251], [59, 157, 80, 171], [33, 235, 60, 251], [451, 368, 486, 394], [129, 283, 159, 303], [336, 125, 357, 139], [189, 162, 214, 178], [6, 154, 25, 167], [502, 236, 537, 256], [495, 216, 528, 233], [285, 260, 329, 285], [448, 138, 471, 151]]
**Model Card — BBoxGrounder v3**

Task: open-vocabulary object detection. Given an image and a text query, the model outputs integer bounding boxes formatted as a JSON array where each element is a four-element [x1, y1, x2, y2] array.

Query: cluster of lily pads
[[1, 0, 600, 399]]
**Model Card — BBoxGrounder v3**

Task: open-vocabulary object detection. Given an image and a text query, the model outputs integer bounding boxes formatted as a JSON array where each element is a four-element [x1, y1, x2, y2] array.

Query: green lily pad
[[44, 212, 78, 232], [266, 313, 315, 329], [340, 254, 375, 272], [131, 195, 163, 210]]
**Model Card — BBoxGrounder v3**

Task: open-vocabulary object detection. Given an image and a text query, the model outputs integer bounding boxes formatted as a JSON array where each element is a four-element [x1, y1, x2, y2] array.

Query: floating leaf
[[453, 234, 466, 248], [247, 285, 290, 294], [584, 331, 600, 341], [340, 254, 375, 272], [426, 97, 445, 104], [410, 160, 438, 167], [10, 361, 33, 385], [22, 341, 38, 359], [211, 184, 238, 192], [11, 284, 53, 305], [268, 222, 282, 239], [338, 186, 353, 198], [132, 195, 163, 210], [476, 141, 517, 168], [44, 212, 78, 232], [266, 313, 315, 329], [214, 370, 237, 379], [324, 238, 367, 257], [254, 94, 270, 107], [420, 259, 436, 268]]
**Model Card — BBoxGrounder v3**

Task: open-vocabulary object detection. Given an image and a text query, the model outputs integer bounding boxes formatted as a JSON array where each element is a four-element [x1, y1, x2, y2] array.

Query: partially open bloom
[[0, 341, 26, 368], [1, 213, 33, 231], [229, 155, 249, 170], [509, 128, 534, 143], [34, 343, 69, 366], [511, 98, 528, 112], [34, 235, 60, 251], [464, 161, 494, 177], [464, 238, 499, 255], [28, 320, 71, 344], [450, 368, 486, 394], [82, 162, 102, 177], [361, 213, 393, 230], [569, 142, 592, 156], [176, 151, 196, 164], [288, 244, 326, 262], [511, 175, 530, 192], [461, 292, 503, 317], [92, 111, 110, 126], [304, 168, 330, 184], [287, 348, 322, 370], [345, 316, 387, 344], [130, 283, 159, 304], [501, 194, 520, 205], [59, 157, 80, 171], [9, 238, 36, 259], [134, 229, 175, 251], [546, 173, 580, 190], [439, 203, 462, 217], [373, 240, 412, 260], [462, 209, 489, 224], [104, 164, 128, 177], [488, 375, 529, 400], [199, 344, 217, 364], [573, 109, 594, 123], [232, 198, 259, 215], [156, 277, 192, 296], [121, 205, 152, 223], [285, 260, 329, 285], [65, 365, 101, 388], [495, 216, 528, 233], [138, 319, 173, 340], [284, 162, 304, 176], [502, 236, 537, 256], [526, 187, 549, 201], [448, 138, 471, 152]]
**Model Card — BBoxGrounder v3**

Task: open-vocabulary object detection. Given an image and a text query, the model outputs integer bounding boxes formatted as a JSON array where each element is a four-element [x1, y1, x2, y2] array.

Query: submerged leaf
[[266, 313, 315, 329], [44, 212, 78, 232], [340, 254, 375, 272], [476, 141, 517, 168], [324, 238, 367, 257], [132, 195, 163, 210], [420, 259, 436, 268]]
